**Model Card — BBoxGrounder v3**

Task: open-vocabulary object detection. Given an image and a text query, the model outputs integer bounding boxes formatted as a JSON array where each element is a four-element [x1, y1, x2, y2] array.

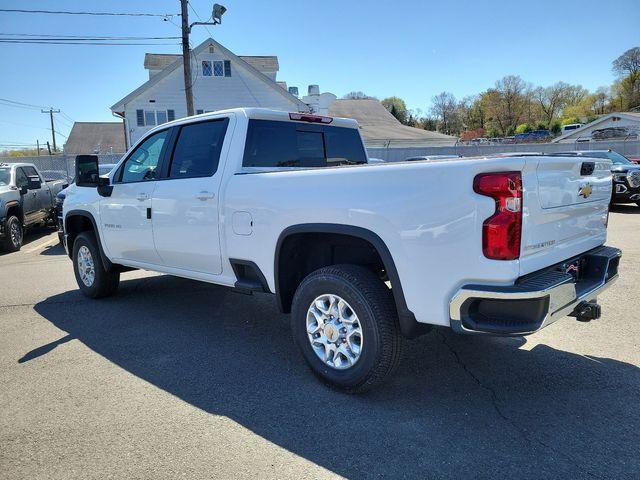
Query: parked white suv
[[63, 108, 621, 391]]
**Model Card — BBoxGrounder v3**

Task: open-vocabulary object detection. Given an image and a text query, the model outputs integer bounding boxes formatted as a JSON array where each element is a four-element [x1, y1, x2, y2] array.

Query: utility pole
[[36, 140, 40, 156], [46, 141, 52, 156], [180, 0, 194, 117], [41, 108, 60, 152], [180, 2, 226, 118]]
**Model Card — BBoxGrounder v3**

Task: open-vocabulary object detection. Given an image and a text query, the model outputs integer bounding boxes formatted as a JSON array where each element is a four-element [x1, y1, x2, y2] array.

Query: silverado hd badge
[[578, 183, 593, 199]]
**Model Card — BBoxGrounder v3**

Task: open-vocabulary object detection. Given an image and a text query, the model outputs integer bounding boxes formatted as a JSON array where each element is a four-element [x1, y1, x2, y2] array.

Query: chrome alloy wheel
[[9, 221, 21, 247], [306, 294, 364, 370], [77, 245, 96, 287]]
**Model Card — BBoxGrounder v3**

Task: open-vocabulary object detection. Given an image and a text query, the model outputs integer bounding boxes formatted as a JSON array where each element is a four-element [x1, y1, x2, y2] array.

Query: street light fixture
[[189, 3, 226, 32]]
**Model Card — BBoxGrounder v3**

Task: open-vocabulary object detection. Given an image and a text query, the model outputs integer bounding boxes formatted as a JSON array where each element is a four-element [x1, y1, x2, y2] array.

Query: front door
[[15, 167, 39, 225], [100, 129, 169, 265], [151, 117, 230, 275]]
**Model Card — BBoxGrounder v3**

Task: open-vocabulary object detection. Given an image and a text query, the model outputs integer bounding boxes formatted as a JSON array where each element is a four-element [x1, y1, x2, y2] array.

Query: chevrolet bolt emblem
[[578, 183, 593, 199]]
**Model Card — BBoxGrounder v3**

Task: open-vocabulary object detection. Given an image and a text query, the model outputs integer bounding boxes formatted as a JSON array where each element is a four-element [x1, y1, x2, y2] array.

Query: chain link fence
[[0, 154, 123, 181], [367, 139, 640, 162]]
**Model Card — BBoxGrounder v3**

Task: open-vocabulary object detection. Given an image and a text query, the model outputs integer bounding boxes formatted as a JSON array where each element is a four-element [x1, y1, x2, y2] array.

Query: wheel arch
[[64, 210, 113, 271], [274, 223, 426, 338]]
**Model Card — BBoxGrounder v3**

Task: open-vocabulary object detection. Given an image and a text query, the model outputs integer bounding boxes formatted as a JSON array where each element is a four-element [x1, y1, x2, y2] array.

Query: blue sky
[[0, 0, 638, 147]]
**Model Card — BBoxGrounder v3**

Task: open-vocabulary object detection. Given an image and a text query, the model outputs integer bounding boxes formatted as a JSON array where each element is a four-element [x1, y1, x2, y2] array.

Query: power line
[[0, 34, 181, 40], [0, 8, 179, 18], [0, 40, 180, 46], [0, 97, 48, 110]]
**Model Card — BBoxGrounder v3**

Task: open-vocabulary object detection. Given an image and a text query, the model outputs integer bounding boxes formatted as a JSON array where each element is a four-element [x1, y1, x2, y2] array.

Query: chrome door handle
[[195, 191, 215, 201], [136, 193, 149, 201]]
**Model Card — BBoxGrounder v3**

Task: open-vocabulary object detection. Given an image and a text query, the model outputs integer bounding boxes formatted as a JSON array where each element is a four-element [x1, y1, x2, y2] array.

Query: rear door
[[23, 166, 52, 214], [99, 129, 170, 265], [519, 155, 612, 275], [151, 116, 231, 275]]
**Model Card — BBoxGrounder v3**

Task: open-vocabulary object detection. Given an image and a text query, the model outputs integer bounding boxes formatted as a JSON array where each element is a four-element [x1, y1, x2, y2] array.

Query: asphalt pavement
[[1, 207, 639, 479]]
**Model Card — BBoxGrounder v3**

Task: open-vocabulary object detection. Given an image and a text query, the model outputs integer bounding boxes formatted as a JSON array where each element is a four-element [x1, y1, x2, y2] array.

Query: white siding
[[123, 49, 299, 144]]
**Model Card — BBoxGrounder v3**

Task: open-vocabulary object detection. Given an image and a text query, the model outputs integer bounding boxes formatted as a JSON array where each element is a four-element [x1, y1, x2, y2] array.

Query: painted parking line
[[24, 236, 59, 254]]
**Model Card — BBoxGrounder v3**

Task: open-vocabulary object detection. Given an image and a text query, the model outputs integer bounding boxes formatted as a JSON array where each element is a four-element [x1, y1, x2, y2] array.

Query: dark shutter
[[167, 109, 175, 121], [224, 60, 231, 77], [136, 109, 144, 126]]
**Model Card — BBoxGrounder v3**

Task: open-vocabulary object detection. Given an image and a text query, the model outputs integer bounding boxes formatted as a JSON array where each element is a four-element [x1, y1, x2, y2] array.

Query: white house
[[111, 37, 309, 145], [552, 112, 640, 143]]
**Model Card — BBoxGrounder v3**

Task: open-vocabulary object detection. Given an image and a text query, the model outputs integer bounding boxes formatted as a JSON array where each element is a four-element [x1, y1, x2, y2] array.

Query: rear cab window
[[242, 120, 366, 169]]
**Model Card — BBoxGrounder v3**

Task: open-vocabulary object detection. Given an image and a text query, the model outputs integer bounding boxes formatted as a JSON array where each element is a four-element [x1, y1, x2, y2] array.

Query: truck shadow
[[32, 275, 639, 479]]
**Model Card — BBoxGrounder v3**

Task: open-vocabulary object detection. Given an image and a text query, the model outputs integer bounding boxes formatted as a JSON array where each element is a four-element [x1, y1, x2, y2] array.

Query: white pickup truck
[[63, 108, 621, 392]]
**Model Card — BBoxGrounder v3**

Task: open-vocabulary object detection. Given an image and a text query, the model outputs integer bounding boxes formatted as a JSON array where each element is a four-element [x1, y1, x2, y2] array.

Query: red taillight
[[289, 112, 333, 124], [473, 172, 522, 260]]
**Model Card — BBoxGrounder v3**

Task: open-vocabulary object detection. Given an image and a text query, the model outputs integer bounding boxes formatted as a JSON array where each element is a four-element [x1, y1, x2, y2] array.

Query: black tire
[[72, 231, 120, 298], [291, 264, 403, 393], [1, 216, 23, 252]]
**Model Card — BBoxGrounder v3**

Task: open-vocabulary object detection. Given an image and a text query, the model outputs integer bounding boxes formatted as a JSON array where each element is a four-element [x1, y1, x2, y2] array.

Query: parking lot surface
[[1, 207, 639, 479]]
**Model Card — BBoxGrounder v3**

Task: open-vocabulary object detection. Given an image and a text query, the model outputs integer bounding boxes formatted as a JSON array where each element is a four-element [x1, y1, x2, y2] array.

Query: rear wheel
[[291, 264, 403, 393], [1, 216, 23, 252], [72, 232, 119, 298]]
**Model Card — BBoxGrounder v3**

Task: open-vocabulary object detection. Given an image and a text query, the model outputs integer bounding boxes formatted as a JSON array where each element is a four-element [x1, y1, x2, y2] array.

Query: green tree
[[382, 96, 408, 124], [515, 123, 532, 134]]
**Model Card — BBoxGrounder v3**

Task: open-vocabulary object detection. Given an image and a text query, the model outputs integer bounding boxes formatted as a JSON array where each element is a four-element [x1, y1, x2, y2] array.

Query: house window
[[224, 60, 231, 77], [144, 110, 156, 126], [202, 61, 212, 76], [137, 110, 173, 127], [213, 61, 224, 76], [156, 110, 167, 124]]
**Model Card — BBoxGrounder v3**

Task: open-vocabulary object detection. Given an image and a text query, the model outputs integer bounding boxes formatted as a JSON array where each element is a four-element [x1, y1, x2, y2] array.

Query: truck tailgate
[[519, 156, 612, 276]]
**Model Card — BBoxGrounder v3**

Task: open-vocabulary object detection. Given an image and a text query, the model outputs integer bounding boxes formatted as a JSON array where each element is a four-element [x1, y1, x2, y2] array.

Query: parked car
[[0, 162, 67, 251], [553, 150, 640, 207], [62, 108, 621, 392], [56, 163, 115, 244], [404, 154, 463, 161]]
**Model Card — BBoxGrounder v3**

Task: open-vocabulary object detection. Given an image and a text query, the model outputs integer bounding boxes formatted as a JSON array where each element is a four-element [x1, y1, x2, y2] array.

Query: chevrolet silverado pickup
[[62, 108, 621, 392], [0, 162, 67, 251]]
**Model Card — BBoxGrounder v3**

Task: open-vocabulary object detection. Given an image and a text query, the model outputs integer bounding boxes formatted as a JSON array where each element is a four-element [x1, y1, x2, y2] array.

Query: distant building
[[64, 122, 126, 155], [329, 99, 458, 147], [552, 112, 640, 143], [111, 37, 309, 145]]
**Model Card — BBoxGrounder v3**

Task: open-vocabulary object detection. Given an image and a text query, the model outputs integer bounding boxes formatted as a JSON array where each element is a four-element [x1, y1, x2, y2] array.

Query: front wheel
[[72, 232, 120, 298], [1, 216, 23, 252], [291, 264, 403, 393]]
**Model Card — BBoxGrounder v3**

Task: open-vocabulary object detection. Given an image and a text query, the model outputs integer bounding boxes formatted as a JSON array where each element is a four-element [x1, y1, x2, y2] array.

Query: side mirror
[[27, 176, 41, 190], [75, 155, 100, 187], [19, 186, 28, 195]]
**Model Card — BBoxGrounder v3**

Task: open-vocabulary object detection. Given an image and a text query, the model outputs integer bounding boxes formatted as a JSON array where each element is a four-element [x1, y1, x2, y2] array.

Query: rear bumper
[[449, 246, 621, 335]]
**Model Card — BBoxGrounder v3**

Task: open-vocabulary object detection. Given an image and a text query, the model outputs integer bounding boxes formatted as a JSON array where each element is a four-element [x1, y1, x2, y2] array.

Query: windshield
[[0, 167, 10, 186]]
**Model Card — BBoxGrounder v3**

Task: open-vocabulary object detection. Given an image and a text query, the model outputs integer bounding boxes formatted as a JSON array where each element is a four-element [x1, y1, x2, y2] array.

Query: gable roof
[[329, 99, 458, 146], [64, 122, 126, 154], [551, 112, 640, 143], [112, 38, 306, 112], [143, 53, 279, 73]]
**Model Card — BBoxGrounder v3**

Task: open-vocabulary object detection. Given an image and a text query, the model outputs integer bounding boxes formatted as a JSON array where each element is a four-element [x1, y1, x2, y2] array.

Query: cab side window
[[168, 118, 229, 179], [118, 130, 168, 183]]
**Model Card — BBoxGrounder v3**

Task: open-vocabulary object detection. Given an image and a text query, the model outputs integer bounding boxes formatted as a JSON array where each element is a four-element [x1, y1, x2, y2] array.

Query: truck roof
[[150, 107, 359, 133], [0, 162, 37, 169]]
